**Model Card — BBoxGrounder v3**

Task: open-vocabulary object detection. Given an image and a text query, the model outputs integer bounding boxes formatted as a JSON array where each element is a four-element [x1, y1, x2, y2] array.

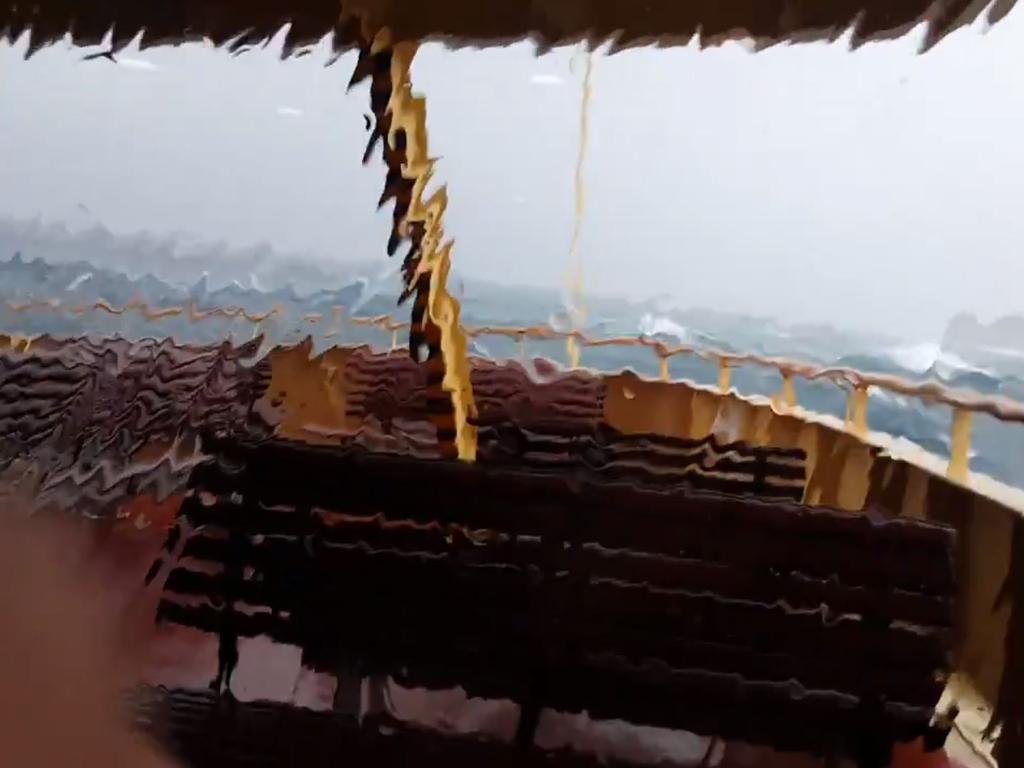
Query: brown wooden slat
[[178, 513, 952, 627], [193, 438, 957, 594], [477, 423, 807, 485], [159, 538, 948, 707]]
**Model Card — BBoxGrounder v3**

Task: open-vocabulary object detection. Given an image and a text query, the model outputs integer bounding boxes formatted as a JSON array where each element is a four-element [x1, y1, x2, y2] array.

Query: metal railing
[[5, 297, 1022, 482]]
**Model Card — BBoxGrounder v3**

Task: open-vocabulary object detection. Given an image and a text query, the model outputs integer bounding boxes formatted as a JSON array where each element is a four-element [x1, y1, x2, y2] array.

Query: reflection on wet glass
[[1, 8, 1022, 768]]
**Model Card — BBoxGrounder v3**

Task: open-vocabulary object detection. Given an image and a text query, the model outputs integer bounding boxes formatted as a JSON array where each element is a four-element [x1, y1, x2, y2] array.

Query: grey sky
[[1, 10, 1023, 339]]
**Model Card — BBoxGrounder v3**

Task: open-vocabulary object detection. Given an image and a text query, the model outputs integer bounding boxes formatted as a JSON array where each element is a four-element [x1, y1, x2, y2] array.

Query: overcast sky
[[1, 9, 1023, 339]]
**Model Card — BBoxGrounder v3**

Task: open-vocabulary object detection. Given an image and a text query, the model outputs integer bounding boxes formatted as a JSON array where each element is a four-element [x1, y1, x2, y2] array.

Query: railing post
[[782, 374, 797, 407], [567, 334, 581, 369], [3, 333, 31, 353], [328, 305, 343, 338], [773, 373, 797, 410], [948, 407, 973, 481], [845, 385, 869, 437], [260, 303, 284, 347], [717, 359, 731, 394]]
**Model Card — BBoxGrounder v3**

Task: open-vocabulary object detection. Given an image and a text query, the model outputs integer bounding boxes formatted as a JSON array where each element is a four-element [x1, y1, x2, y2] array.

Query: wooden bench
[[148, 434, 956, 767]]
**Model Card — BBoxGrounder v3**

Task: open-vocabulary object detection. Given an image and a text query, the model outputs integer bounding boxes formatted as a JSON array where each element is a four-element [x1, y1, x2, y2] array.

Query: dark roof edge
[[1, 0, 1016, 59]]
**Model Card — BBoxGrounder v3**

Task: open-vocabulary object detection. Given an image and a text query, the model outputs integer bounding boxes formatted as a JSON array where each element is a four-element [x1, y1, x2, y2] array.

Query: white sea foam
[[65, 272, 92, 291], [884, 342, 977, 375], [638, 313, 689, 342]]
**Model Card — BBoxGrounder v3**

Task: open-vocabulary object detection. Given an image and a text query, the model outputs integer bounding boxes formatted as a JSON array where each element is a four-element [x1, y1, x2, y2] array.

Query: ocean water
[[1, 245, 1022, 492]]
